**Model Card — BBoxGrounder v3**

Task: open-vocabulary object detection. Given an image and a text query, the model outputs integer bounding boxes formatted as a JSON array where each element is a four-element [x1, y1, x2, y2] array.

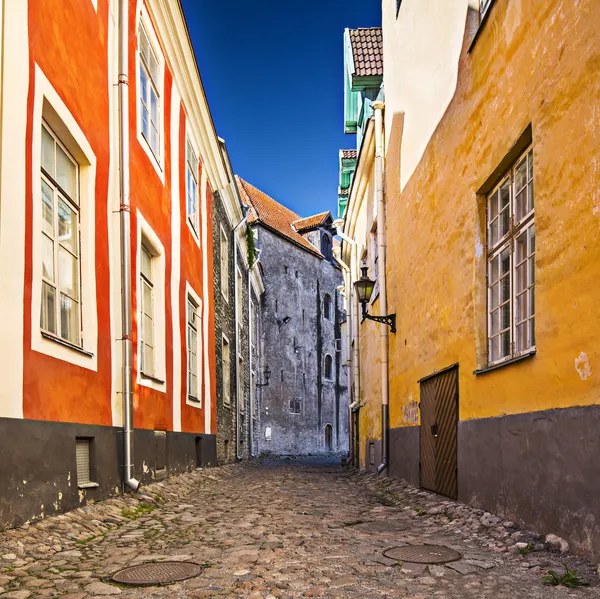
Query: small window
[[140, 243, 155, 376], [323, 294, 332, 320], [40, 123, 81, 346], [138, 23, 161, 159], [220, 227, 229, 300], [187, 297, 201, 402], [324, 354, 333, 380], [289, 398, 301, 414], [76, 438, 94, 487], [284, 265, 288, 274], [186, 139, 199, 235], [487, 147, 535, 365], [222, 335, 230, 406], [369, 442, 375, 466]]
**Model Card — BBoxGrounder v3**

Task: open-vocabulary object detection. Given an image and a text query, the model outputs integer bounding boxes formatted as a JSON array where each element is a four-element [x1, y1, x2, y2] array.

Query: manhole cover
[[356, 521, 408, 533], [383, 545, 462, 564], [112, 561, 203, 586]]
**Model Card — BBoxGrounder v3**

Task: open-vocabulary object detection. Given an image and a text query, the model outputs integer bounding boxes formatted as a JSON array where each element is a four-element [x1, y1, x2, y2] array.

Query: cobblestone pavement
[[1, 457, 599, 598]]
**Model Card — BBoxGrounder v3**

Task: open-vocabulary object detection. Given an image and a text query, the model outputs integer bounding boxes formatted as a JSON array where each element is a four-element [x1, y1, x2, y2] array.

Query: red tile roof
[[338, 189, 349, 197], [236, 176, 324, 258], [293, 212, 331, 232], [349, 28, 383, 78], [341, 149, 357, 160]]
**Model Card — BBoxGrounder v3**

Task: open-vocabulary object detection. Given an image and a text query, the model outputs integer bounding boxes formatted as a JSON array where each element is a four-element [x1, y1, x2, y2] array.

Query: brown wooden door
[[419, 366, 458, 499]]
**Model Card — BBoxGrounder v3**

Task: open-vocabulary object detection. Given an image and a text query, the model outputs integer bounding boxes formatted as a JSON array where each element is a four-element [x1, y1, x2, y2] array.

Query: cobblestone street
[[1, 459, 599, 599]]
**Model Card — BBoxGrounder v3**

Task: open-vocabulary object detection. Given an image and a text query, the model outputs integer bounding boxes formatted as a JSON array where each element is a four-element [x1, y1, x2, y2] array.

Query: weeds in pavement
[[121, 501, 156, 520], [415, 507, 428, 517], [518, 542, 534, 556], [542, 565, 589, 588]]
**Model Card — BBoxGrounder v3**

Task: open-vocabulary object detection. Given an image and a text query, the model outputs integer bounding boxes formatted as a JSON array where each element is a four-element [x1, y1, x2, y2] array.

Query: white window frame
[[324, 353, 334, 380], [136, 211, 166, 391], [186, 132, 200, 242], [136, 8, 165, 182], [220, 225, 229, 301], [186, 283, 203, 408], [486, 146, 535, 366], [31, 65, 98, 370], [222, 333, 231, 407]]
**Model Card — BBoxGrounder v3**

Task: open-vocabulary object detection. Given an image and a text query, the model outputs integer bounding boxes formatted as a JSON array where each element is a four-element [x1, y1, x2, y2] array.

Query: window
[[324, 354, 333, 380], [40, 123, 81, 346], [238, 356, 244, 413], [289, 398, 301, 414], [222, 335, 230, 406], [321, 234, 332, 261], [138, 23, 161, 159], [186, 139, 199, 235], [487, 147, 535, 365], [140, 243, 155, 376], [187, 297, 201, 402], [76, 438, 96, 488], [323, 294, 332, 320], [220, 227, 229, 300]]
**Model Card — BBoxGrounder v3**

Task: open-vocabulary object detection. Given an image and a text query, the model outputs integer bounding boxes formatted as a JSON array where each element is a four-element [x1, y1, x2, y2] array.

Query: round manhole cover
[[112, 561, 203, 586], [383, 545, 462, 564]]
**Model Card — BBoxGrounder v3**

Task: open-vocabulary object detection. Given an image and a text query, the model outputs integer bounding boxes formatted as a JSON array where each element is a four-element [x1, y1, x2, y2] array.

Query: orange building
[[0, 0, 233, 526]]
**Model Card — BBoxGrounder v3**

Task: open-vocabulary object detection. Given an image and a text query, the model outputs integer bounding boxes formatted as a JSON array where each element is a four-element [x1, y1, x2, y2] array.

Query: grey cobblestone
[[0, 459, 598, 598]]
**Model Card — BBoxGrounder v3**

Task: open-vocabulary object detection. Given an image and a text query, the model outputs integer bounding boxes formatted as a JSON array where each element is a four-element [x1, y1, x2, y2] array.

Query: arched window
[[325, 424, 333, 451], [323, 293, 332, 320], [324, 354, 333, 380]]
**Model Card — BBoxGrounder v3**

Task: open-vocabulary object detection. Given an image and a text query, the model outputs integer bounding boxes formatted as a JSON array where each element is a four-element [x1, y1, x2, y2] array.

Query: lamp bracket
[[360, 303, 396, 333]]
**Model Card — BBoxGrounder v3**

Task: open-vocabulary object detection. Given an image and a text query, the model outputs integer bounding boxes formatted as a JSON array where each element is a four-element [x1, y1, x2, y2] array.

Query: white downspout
[[372, 101, 389, 475], [118, 0, 139, 491], [233, 215, 247, 461], [247, 266, 253, 457]]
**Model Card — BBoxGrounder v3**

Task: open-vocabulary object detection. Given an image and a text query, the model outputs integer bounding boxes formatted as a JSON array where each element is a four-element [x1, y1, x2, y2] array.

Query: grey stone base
[[364, 438, 382, 473], [389, 425, 420, 486], [0, 417, 215, 529]]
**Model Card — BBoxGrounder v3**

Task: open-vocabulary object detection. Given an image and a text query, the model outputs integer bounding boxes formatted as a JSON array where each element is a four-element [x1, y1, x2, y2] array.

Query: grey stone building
[[213, 142, 264, 464], [237, 177, 349, 455]]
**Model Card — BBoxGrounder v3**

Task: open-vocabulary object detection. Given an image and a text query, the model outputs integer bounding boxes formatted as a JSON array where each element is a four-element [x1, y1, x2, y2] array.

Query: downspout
[[372, 101, 389, 476], [247, 264, 253, 457], [118, 0, 139, 491], [333, 225, 360, 465], [233, 214, 248, 461]]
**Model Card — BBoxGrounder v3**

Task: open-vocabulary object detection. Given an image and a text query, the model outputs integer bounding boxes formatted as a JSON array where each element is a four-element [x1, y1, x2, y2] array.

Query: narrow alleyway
[[0, 460, 598, 599]]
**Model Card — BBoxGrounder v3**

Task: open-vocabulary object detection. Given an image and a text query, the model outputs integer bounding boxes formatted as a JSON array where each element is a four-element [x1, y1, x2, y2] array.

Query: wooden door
[[419, 366, 458, 499]]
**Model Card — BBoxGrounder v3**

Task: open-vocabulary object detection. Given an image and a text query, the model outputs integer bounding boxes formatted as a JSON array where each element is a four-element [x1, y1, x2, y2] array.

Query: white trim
[[185, 281, 203, 410], [0, 0, 28, 418], [201, 167, 212, 432], [31, 65, 98, 370], [136, 210, 167, 391], [170, 84, 182, 430], [135, 3, 165, 184]]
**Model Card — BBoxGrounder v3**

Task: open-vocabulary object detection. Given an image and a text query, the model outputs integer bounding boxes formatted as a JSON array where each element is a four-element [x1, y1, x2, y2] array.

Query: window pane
[[58, 199, 77, 254], [516, 322, 528, 352], [143, 282, 153, 314], [516, 291, 527, 322], [489, 218, 498, 246], [515, 157, 527, 194], [141, 247, 152, 279], [150, 88, 158, 128], [515, 263, 527, 294], [42, 180, 54, 236], [490, 336, 499, 363], [143, 314, 153, 347], [190, 372, 197, 398], [501, 274, 510, 303], [41, 282, 56, 334], [501, 247, 510, 275], [515, 230, 527, 263], [56, 145, 77, 200], [530, 287, 535, 316], [150, 124, 158, 156], [529, 225, 535, 253], [144, 344, 154, 375], [501, 330, 511, 359], [488, 189, 498, 222], [490, 310, 499, 335], [530, 317, 536, 346], [58, 247, 79, 300], [501, 302, 510, 331], [515, 188, 527, 222], [490, 282, 499, 310], [42, 126, 55, 175], [489, 255, 499, 284], [42, 234, 54, 282], [60, 294, 79, 344]]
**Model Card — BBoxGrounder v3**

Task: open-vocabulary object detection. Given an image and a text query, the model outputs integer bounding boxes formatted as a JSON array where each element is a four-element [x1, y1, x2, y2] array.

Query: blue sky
[[180, 1, 381, 218]]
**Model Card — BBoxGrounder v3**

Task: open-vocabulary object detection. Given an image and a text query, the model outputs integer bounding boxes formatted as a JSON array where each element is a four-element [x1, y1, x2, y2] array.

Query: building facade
[[0, 0, 230, 527], [238, 178, 349, 455], [341, 0, 600, 559]]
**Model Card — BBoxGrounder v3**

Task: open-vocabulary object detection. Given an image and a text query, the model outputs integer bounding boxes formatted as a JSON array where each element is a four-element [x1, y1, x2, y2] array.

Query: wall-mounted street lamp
[[354, 266, 396, 333], [256, 365, 271, 388]]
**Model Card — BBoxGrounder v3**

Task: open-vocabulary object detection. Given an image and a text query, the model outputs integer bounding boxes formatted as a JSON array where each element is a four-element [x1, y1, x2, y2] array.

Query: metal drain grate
[[112, 561, 203, 586], [383, 545, 462, 564]]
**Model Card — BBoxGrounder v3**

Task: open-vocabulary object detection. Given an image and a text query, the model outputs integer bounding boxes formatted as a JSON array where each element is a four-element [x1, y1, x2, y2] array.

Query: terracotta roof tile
[[341, 149, 357, 160], [338, 188, 349, 197], [236, 176, 324, 258], [349, 28, 383, 78], [293, 212, 331, 232]]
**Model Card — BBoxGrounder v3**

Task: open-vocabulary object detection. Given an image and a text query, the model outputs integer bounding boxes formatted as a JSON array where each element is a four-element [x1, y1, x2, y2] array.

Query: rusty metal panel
[[420, 378, 437, 492], [419, 366, 458, 499]]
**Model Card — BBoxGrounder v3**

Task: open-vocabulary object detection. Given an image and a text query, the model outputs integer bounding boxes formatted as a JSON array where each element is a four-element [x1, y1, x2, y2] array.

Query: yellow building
[[341, 0, 600, 559]]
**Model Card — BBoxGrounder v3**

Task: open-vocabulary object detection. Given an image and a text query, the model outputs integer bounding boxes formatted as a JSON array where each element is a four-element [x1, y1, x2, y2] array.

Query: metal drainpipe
[[118, 0, 139, 492], [233, 214, 248, 461], [372, 101, 389, 476], [333, 226, 360, 466], [247, 264, 253, 457]]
